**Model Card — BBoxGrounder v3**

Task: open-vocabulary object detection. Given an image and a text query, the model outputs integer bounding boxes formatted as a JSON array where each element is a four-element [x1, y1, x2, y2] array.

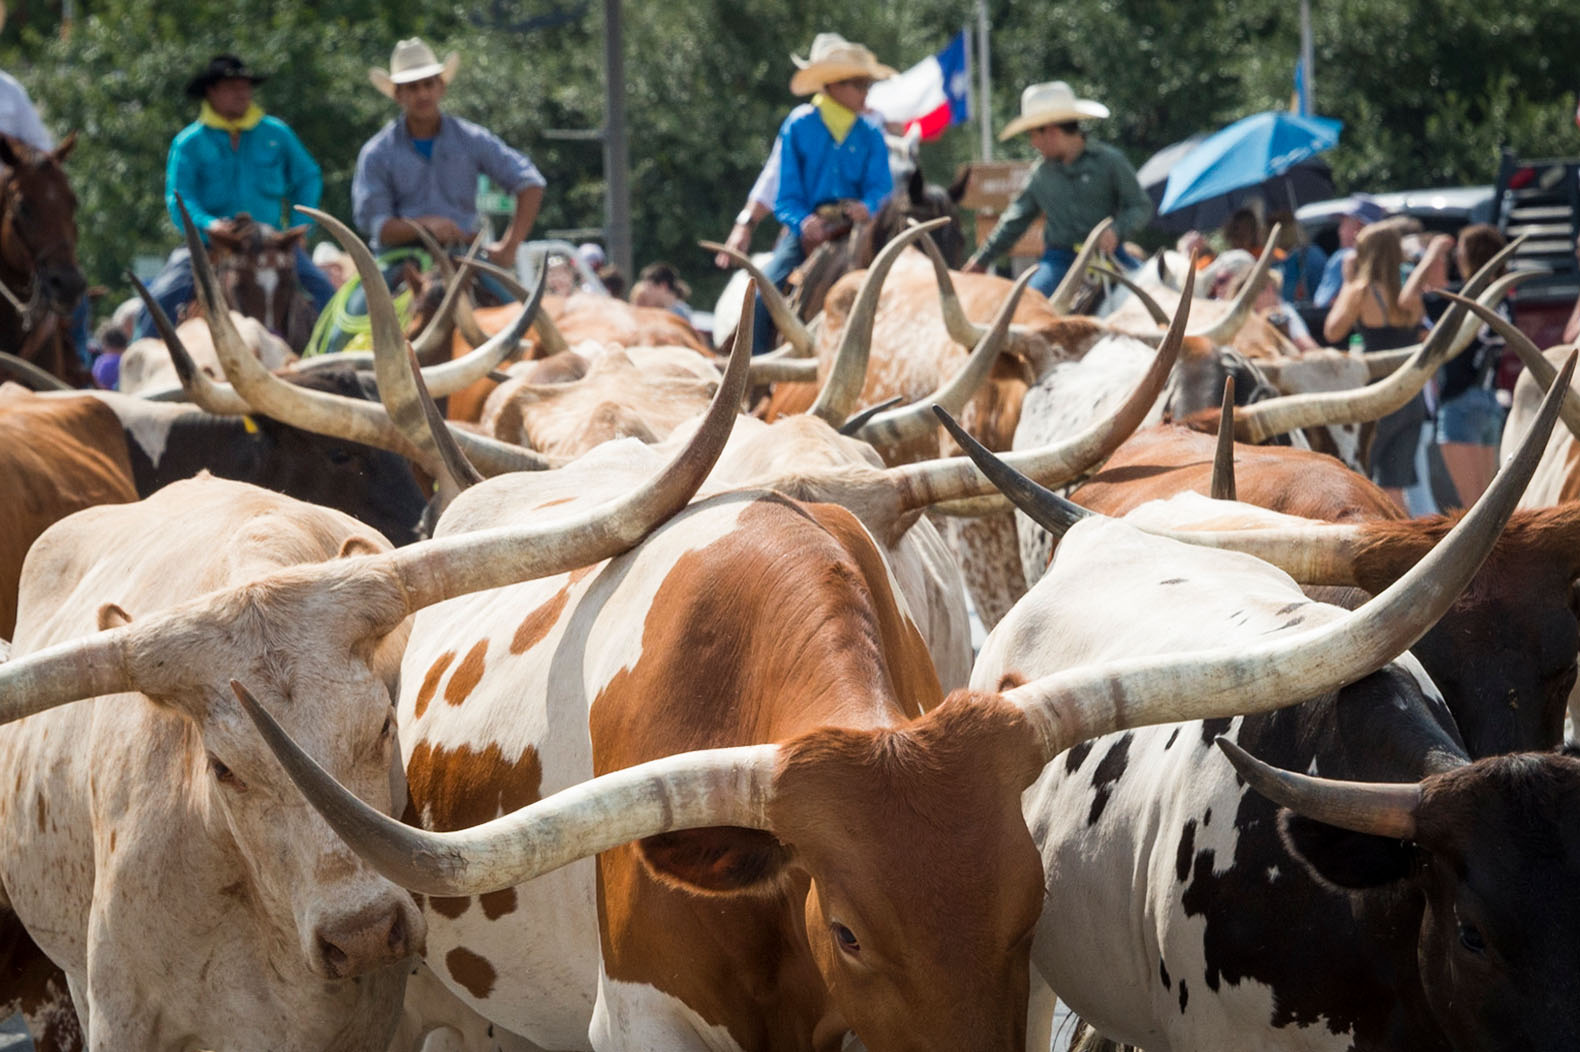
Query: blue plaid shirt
[[353, 115, 545, 249]]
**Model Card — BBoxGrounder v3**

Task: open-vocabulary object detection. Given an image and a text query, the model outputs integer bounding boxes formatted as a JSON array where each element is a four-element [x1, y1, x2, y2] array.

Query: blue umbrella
[[1159, 111, 1343, 216]]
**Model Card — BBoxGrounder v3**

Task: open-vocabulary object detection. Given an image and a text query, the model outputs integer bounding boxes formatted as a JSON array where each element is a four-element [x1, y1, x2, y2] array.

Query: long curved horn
[[1000, 343, 1565, 762], [746, 356, 820, 385], [128, 272, 253, 414], [0, 350, 71, 390], [838, 396, 904, 435], [1360, 266, 1537, 378], [176, 202, 555, 475], [409, 224, 492, 349], [236, 677, 780, 895], [854, 267, 1034, 447], [448, 255, 573, 357], [1435, 289, 1580, 439], [409, 236, 485, 362], [0, 302, 754, 728], [809, 217, 950, 426], [1092, 263, 1171, 326], [1211, 377, 1237, 501], [1126, 228, 1281, 350], [1046, 218, 1114, 315], [701, 240, 816, 357], [898, 262, 1194, 517], [302, 206, 485, 494], [1216, 737, 1421, 840], [913, 227, 993, 347]]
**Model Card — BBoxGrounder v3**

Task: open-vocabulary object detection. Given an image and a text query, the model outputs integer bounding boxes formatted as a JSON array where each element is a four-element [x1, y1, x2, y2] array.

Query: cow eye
[[831, 922, 860, 955], [380, 713, 395, 740], [1458, 922, 1486, 955], [327, 446, 355, 466], [207, 753, 246, 790]]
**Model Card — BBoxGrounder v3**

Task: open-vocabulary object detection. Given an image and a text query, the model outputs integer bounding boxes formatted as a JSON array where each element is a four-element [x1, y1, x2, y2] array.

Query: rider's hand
[[485, 240, 517, 267], [207, 217, 237, 236], [799, 215, 829, 253], [844, 201, 871, 224], [420, 217, 468, 245], [715, 224, 753, 269], [1096, 228, 1120, 255]]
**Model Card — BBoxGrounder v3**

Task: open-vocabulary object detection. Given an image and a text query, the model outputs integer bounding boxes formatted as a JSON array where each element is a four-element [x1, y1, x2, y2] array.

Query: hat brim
[[789, 58, 897, 97], [184, 71, 268, 100], [369, 52, 460, 100], [998, 100, 1110, 142]]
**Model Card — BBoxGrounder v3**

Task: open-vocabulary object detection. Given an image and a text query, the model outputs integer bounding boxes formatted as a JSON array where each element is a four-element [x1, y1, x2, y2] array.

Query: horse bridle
[[0, 169, 77, 332]]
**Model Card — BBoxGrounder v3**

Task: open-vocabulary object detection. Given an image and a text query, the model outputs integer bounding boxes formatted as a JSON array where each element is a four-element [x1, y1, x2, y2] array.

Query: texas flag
[[867, 32, 970, 141]]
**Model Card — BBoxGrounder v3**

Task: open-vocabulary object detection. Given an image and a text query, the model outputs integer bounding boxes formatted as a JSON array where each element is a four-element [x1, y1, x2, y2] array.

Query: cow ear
[[338, 535, 384, 559], [97, 602, 133, 630], [1279, 811, 1415, 890], [636, 828, 793, 895]]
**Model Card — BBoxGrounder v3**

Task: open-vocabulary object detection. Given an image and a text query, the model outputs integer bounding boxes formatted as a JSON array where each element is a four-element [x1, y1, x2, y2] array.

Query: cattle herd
[[2, 204, 1580, 1052]]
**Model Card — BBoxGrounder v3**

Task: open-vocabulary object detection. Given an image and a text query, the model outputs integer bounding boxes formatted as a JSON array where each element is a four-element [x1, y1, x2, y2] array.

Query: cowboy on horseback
[[132, 54, 335, 341], [751, 32, 894, 355]]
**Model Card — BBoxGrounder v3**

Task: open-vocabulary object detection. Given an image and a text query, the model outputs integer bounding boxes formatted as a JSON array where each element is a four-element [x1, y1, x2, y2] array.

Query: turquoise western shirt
[[165, 115, 322, 238]]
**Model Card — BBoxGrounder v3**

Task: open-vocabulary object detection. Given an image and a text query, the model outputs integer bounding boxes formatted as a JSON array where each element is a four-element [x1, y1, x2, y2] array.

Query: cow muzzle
[[309, 892, 425, 979]]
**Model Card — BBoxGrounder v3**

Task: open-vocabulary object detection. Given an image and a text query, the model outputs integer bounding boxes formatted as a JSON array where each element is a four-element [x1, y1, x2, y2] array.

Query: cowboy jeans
[[1028, 243, 1140, 298], [752, 228, 806, 356], [132, 244, 335, 340]]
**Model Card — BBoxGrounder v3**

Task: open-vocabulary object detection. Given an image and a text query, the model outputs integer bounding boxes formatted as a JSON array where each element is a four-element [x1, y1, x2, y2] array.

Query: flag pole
[[976, 0, 993, 159], [1300, 0, 1314, 113]]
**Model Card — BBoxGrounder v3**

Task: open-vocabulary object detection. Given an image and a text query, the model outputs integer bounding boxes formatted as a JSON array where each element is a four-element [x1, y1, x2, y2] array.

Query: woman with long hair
[[1323, 221, 1453, 511]]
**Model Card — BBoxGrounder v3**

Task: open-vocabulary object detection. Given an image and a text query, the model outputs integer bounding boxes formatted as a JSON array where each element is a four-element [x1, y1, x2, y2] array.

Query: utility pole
[[1299, 0, 1315, 114], [603, 0, 632, 280]]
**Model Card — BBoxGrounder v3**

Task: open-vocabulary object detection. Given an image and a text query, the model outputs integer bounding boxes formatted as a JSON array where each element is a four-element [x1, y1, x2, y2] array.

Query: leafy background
[[3, 0, 1578, 313]]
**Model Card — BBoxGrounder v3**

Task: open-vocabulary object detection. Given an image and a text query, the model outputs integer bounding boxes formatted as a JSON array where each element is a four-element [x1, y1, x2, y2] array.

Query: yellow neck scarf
[[199, 101, 265, 134], [812, 93, 857, 144]]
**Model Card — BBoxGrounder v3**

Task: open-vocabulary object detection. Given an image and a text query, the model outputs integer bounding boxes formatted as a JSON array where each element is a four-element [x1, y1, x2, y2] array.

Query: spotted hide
[[975, 515, 1580, 1052]]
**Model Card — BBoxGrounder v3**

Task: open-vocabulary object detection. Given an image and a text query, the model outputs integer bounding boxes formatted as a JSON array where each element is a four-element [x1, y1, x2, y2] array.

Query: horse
[[0, 133, 87, 387], [205, 214, 317, 352]]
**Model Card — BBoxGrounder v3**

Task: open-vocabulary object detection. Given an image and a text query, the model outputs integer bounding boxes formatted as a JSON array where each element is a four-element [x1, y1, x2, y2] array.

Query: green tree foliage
[[3, 0, 1578, 313]]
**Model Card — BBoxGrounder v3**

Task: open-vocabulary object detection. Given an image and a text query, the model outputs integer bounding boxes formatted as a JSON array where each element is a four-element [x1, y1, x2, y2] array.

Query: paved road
[[0, 1014, 30, 1051]]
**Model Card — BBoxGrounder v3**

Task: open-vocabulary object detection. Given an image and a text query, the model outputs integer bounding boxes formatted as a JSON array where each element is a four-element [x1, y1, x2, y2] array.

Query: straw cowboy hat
[[369, 38, 460, 99], [999, 81, 1110, 141], [789, 33, 896, 96]]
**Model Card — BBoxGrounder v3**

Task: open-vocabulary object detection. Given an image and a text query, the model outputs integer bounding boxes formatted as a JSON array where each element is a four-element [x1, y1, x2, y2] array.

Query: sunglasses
[[831, 77, 875, 91]]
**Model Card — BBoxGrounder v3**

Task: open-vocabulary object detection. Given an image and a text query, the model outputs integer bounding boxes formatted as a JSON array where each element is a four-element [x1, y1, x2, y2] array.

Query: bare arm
[[1564, 292, 1580, 345], [1398, 235, 1454, 319], [1323, 282, 1364, 344], [488, 185, 544, 266]]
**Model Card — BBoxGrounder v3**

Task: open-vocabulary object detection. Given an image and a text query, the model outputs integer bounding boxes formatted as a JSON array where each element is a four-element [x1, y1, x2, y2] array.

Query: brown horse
[[0, 133, 87, 387], [206, 214, 316, 351]]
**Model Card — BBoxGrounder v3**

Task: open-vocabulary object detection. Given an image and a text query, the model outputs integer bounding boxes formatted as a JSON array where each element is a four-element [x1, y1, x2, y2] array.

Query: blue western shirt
[[772, 104, 892, 231]]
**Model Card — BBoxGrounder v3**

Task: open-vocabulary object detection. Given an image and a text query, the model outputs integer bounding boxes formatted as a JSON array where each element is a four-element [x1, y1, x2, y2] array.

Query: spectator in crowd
[[1313, 194, 1384, 307], [1269, 208, 1327, 303], [311, 242, 351, 289], [630, 262, 693, 322], [90, 322, 126, 390], [596, 264, 626, 299], [1323, 222, 1453, 511], [1219, 206, 1263, 256], [133, 54, 333, 340], [1435, 223, 1508, 506], [750, 32, 895, 354], [353, 38, 544, 268], [1203, 249, 1318, 351], [964, 80, 1152, 294]]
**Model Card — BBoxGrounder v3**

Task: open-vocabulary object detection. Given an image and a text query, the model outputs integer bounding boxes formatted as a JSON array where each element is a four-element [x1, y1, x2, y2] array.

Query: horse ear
[[946, 164, 970, 203], [277, 224, 311, 250], [0, 135, 20, 169], [53, 132, 77, 164], [907, 167, 926, 204], [207, 226, 242, 254]]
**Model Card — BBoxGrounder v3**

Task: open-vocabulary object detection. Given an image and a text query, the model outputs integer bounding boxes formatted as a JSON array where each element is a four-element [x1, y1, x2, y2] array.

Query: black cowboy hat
[[184, 54, 268, 99]]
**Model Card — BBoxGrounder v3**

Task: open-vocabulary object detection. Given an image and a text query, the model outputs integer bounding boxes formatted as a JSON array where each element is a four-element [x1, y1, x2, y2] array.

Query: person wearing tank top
[[1324, 223, 1454, 513]]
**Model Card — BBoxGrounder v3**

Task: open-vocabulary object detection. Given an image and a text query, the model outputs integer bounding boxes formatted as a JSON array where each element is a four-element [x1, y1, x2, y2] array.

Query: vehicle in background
[[1493, 151, 1580, 349]]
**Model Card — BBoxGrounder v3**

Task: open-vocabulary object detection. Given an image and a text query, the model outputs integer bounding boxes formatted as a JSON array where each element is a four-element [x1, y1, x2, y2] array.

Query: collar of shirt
[[198, 101, 265, 134], [811, 93, 858, 144]]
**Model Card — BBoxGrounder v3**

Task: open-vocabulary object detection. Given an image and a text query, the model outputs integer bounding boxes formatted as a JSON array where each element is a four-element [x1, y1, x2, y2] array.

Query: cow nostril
[[318, 937, 350, 978], [387, 910, 407, 955]]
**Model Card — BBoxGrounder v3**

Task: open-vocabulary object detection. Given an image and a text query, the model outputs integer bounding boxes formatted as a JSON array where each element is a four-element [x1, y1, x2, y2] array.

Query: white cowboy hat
[[789, 33, 896, 97], [368, 38, 460, 99], [998, 81, 1110, 141]]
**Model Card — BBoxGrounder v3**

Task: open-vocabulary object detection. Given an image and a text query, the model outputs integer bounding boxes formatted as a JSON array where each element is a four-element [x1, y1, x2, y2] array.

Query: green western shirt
[[974, 139, 1153, 262]]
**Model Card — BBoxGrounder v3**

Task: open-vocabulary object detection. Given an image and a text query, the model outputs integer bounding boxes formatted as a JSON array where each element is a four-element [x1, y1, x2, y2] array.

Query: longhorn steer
[[954, 368, 1580, 1051], [234, 361, 1526, 1051]]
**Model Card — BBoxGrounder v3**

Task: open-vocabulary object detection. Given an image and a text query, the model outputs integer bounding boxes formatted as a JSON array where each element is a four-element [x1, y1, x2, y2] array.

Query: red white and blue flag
[[867, 31, 970, 141]]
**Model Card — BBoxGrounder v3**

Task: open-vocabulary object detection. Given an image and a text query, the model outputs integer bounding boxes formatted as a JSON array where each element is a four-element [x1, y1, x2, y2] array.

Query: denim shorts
[[1436, 387, 1505, 446]]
